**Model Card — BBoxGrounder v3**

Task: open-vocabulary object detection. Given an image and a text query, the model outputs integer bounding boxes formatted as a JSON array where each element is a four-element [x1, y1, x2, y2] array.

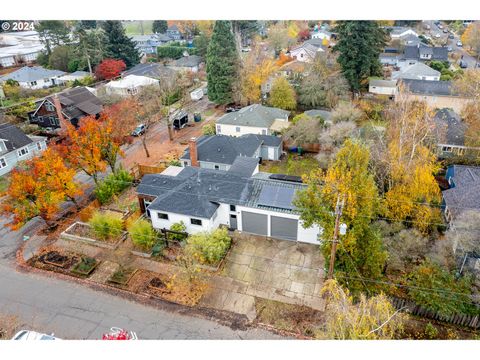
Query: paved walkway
[[200, 234, 326, 319]]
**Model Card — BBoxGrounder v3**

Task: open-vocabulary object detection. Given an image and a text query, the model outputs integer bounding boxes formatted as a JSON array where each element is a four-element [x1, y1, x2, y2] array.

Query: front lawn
[[260, 153, 320, 177]]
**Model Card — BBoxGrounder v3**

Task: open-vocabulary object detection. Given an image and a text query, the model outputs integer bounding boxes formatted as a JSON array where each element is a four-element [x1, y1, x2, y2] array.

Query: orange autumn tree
[[103, 98, 138, 142], [1, 148, 82, 229]]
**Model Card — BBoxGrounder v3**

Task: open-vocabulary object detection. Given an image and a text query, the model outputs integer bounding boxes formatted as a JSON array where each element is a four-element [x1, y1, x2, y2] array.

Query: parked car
[[12, 330, 60, 340], [225, 104, 242, 113], [438, 24, 444, 29], [457, 40, 463, 47], [443, 28, 449, 33], [131, 124, 146, 136], [459, 60, 468, 69], [190, 88, 204, 101], [447, 46, 453, 52], [435, 33, 441, 38], [424, 24, 431, 30], [448, 34, 454, 39]]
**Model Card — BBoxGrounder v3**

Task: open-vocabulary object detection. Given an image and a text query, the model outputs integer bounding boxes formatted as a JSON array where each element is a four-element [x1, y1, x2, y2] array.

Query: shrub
[[185, 227, 231, 265], [88, 212, 123, 241], [169, 221, 187, 242], [94, 169, 134, 204], [128, 219, 157, 250], [202, 123, 216, 136]]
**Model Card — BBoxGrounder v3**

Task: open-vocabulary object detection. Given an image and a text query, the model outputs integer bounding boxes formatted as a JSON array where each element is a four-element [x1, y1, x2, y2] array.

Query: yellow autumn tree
[[461, 22, 480, 57], [383, 90, 442, 233]]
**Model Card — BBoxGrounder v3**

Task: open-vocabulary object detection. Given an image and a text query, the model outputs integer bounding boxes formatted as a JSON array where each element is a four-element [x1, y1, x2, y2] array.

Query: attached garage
[[241, 211, 268, 236], [271, 215, 298, 241]]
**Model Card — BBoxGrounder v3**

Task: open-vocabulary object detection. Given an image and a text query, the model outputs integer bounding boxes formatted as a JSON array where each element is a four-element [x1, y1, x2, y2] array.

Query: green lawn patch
[[260, 153, 319, 177]]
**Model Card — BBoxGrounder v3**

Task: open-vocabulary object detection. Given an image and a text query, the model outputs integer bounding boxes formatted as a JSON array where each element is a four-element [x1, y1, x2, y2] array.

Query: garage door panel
[[271, 216, 298, 241], [241, 211, 268, 236]]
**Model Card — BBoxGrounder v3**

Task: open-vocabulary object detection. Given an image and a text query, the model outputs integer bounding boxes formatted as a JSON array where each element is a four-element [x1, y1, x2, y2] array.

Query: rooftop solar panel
[[257, 184, 296, 210]]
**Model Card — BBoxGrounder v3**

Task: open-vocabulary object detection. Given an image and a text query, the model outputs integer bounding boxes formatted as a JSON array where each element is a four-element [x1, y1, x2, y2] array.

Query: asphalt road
[[0, 217, 281, 340]]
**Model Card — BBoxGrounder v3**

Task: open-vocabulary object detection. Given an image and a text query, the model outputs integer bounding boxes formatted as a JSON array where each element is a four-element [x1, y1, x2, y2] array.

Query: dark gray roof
[[304, 110, 332, 121], [0, 66, 65, 83], [443, 165, 480, 218], [401, 79, 453, 96], [403, 44, 448, 61], [369, 79, 398, 88], [180, 134, 263, 165], [434, 108, 466, 146], [253, 134, 282, 147], [169, 55, 203, 68], [228, 156, 259, 177], [123, 63, 176, 80], [137, 167, 253, 218], [0, 123, 33, 152], [216, 104, 290, 128]]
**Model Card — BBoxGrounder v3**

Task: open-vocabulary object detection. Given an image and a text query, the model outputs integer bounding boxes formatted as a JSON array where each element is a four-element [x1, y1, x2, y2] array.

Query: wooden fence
[[130, 163, 167, 180], [390, 296, 480, 329]]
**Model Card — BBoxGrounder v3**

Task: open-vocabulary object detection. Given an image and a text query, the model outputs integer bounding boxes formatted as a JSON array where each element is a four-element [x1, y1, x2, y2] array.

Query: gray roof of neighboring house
[[169, 55, 203, 68], [0, 66, 65, 83], [304, 38, 326, 48], [369, 79, 398, 88], [0, 123, 33, 153], [304, 109, 332, 121], [216, 104, 290, 128], [392, 62, 440, 80], [228, 156, 259, 177], [434, 108, 466, 146], [443, 165, 480, 218], [180, 134, 281, 165], [137, 167, 253, 218], [403, 44, 448, 61], [123, 63, 176, 79], [167, 24, 180, 32], [401, 79, 453, 96], [388, 26, 416, 36]]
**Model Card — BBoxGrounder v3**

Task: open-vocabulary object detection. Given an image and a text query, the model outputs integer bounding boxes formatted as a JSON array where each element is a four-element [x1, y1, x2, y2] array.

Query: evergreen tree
[[333, 21, 387, 93], [37, 20, 71, 55], [206, 21, 238, 105], [101, 20, 140, 68], [78, 20, 97, 30], [152, 20, 168, 34]]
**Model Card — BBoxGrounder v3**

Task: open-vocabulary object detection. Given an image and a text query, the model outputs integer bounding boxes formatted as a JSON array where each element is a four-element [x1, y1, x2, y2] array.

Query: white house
[[369, 79, 398, 96], [388, 27, 418, 39], [310, 29, 332, 41], [0, 31, 45, 67], [392, 62, 441, 81], [0, 66, 66, 90], [216, 104, 290, 137], [0, 123, 47, 177], [137, 166, 321, 244], [290, 41, 325, 63], [104, 74, 160, 97]]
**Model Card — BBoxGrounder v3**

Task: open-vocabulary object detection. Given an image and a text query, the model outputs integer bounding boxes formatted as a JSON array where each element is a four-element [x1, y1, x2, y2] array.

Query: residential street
[[0, 218, 281, 339]]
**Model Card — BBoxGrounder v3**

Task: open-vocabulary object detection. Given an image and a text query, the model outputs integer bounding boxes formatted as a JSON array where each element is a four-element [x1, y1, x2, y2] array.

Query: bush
[[128, 219, 157, 250], [202, 123, 216, 136], [95, 169, 134, 205], [157, 46, 198, 60], [169, 221, 187, 242], [88, 212, 123, 241], [185, 227, 231, 265]]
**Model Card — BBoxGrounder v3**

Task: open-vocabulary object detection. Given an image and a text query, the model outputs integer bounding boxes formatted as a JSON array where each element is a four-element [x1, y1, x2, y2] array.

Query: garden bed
[[60, 222, 126, 250], [71, 257, 99, 277], [39, 251, 74, 269], [108, 267, 138, 286]]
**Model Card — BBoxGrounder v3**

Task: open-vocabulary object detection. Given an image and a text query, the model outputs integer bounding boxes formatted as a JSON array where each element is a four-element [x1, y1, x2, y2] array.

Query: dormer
[[0, 139, 8, 153]]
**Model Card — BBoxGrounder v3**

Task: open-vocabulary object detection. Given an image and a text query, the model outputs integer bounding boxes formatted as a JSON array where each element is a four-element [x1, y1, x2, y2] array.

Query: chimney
[[189, 137, 199, 167], [52, 94, 67, 128]]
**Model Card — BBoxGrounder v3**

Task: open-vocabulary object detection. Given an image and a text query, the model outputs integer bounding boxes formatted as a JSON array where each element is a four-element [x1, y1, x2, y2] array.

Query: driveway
[[201, 234, 325, 319]]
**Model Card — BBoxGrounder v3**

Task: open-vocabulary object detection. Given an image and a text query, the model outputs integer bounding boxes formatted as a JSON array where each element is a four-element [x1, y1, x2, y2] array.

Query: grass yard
[[122, 20, 153, 35], [0, 175, 10, 194], [260, 153, 320, 177]]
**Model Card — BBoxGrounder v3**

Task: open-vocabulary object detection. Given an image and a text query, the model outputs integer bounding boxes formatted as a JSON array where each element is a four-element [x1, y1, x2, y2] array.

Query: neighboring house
[[400, 33, 423, 46], [310, 29, 332, 41], [388, 27, 418, 39], [136, 165, 322, 243], [400, 79, 471, 113], [216, 104, 290, 137], [180, 134, 282, 170], [379, 47, 401, 66], [369, 79, 398, 96], [0, 123, 47, 176], [166, 24, 182, 41], [0, 66, 66, 90], [431, 108, 480, 158], [392, 62, 441, 81], [402, 44, 449, 62], [129, 34, 172, 56], [122, 62, 176, 81], [56, 71, 91, 85], [304, 109, 332, 124], [290, 39, 325, 62], [28, 86, 103, 129], [167, 55, 203, 73], [104, 75, 160, 97], [443, 165, 480, 222], [0, 31, 45, 67]]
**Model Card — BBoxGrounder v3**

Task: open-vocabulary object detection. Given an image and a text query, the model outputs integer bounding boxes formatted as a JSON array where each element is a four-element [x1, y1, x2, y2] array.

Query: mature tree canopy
[[47, 45, 75, 72], [206, 21, 238, 105], [333, 21, 387, 92], [37, 20, 71, 55], [268, 77, 297, 110], [101, 20, 140, 68], [152, 20, 168, 34]]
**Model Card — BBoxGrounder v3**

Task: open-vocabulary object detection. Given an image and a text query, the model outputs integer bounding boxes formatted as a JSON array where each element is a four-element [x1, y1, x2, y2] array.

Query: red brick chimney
[[189, 137, 199, 167], [52, 94, 67, 128]]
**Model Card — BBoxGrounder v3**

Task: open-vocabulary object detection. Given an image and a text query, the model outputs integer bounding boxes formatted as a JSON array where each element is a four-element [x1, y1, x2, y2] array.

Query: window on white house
[[36, 142, 43, 151], [30, 81, 37, 86], [235, 127, 241, 133], [0, 157, 6, 169], [18, 147, 29, 157], [300, 53, 304, 58], [190, 218, 202, 226], [230, 205, 236, 212], [214, 165, 219, 170], [183, 161, 188, 167], [262, 129, 267, 135], [157, 213, 169, 220], [442, 146, 452, 152], [216, 125, 221, 133]]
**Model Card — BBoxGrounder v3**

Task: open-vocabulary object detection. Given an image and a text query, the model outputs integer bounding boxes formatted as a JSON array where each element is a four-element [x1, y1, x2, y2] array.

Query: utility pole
[[327, 194, 345, 280]]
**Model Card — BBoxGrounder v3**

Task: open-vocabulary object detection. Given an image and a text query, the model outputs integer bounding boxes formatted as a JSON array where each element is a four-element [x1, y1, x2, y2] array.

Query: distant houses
[[0, 30, 45, 68], [0, 66, 66, 90], [104, 74, 160, 97], [289, 39, 326, 62]]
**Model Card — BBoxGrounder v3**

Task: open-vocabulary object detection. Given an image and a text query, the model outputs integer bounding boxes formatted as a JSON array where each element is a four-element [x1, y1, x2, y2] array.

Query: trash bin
[[297, 146, 303, 155], [194, 113, 201, 122]]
